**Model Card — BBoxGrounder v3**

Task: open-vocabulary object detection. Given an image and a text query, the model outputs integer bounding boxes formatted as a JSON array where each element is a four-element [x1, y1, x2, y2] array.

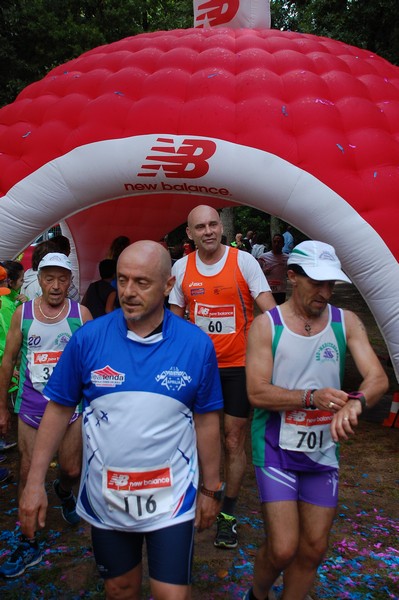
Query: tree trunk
[[270, 215, 283, 239], [220, 207, 235, 245]]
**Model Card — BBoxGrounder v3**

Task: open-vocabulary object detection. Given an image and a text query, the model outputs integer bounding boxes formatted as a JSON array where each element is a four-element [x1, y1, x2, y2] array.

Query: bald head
[[187, 205, 221, 229], [186, 205, 224, 260], [118, 241, 172, 282], [117, 241, 174, 334]]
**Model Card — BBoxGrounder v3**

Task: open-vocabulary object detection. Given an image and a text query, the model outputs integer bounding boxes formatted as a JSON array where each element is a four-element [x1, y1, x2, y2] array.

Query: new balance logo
[[138, 137, 216, 178], [194, 0, 239, 28]]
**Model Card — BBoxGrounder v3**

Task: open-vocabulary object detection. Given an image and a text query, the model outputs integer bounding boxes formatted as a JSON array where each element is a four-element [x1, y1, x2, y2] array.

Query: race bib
[[103, 464, 173, 520], [30, 351, 62, 391], [279, 410, 334, 452], [194, 302, 236, 335], [268, 279, 283, 293]]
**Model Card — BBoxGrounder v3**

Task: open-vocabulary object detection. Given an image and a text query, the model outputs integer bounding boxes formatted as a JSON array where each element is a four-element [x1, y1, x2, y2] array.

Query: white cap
[[287, 240, 351, 283], [38, 252, 72, 272]]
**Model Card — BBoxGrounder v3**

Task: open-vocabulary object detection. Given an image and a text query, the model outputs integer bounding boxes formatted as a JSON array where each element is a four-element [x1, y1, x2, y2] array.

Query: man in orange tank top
[[169, 205, 275, 549]]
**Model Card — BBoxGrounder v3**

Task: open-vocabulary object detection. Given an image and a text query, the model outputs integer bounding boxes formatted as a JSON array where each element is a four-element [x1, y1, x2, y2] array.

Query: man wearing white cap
[[0, 253, 92, 578], [244, 240, 388, 600]]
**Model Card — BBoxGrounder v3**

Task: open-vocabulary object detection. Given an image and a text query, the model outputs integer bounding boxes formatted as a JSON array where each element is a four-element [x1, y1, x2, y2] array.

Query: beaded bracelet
[[302, 388, 311, 408]]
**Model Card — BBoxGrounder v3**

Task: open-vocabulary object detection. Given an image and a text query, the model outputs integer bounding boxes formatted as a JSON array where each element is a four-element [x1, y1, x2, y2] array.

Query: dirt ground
[[0, 283, 398, 599]]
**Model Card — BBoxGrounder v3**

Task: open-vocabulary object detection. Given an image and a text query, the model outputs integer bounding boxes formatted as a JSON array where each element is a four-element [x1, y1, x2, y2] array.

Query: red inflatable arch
[[0, 28, 399, 375]]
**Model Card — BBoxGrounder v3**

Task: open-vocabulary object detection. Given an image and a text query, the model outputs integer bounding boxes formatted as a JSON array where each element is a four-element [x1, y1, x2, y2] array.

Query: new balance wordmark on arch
[[138, 137, 217, 178]]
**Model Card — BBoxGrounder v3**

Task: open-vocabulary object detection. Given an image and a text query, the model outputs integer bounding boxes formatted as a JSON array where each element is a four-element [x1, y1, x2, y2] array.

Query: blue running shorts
[[91, 519, 195, 583]]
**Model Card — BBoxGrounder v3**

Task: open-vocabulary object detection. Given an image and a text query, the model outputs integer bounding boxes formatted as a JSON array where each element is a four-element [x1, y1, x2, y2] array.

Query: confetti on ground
[[0, 489, 397, 598]]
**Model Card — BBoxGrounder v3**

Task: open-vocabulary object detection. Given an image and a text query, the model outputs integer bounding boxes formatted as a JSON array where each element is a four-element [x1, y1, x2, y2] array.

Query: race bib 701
[[279, 410, 334, 452]]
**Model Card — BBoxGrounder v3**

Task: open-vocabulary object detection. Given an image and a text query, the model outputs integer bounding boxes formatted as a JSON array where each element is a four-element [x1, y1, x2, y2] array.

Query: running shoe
[[214, 512, 238, 549], [0, 468, 12, 483], [53, 479, 80, 525], [0, 540, 42, 578], [0, 439, 17, 451]]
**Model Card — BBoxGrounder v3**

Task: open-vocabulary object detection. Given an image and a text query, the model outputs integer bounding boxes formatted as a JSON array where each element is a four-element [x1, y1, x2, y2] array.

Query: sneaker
[[0, 468, 12, 484], [0, 541, 42, 578], [0, 439, 17, 451], [53, 479, 80, 525], [214, 512, 238, 549]]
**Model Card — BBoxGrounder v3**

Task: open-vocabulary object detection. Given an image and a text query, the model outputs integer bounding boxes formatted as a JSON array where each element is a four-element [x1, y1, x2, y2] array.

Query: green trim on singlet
[[331, 318, 346, 385]]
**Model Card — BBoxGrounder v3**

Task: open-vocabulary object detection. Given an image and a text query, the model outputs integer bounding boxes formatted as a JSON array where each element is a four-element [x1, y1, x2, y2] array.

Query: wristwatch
[[200, 482, 225, 501], [348, 391, 367, 409]]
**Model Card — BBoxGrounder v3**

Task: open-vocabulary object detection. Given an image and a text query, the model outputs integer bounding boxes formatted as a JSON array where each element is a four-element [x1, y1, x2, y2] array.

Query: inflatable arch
[[1, 28, 399, 377]]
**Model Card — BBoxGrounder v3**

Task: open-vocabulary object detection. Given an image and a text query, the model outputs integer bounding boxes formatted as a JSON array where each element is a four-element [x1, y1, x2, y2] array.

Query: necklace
[[295, 313, 313, 336], [38, 299, 67, 321]]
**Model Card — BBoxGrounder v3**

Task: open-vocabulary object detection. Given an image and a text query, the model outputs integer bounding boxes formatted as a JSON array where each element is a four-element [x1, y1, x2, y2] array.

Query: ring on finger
[[328, 401, 335, 409], [343, 417, 349, 421]]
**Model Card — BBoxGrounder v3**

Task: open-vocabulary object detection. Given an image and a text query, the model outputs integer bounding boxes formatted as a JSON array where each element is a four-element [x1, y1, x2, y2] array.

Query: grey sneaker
[[214, 512, 238, 549], [53, 479, 80, 525], [0, 540, 42, 578]]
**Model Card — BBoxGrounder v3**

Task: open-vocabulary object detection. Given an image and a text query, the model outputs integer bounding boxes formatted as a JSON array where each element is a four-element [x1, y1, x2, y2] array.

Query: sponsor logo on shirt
[[197, 305, 234, 318], [91, 365, 126, 387], [189, 281, 203, 287], [54, 332, 72, 348], [316, 342, 339, 363], [33, 351, 61, 365], [213, 285, 233, 295], [155, 366, 192, 391], [191, 288, 205, 296], [285, 410, 333, 426], [107, 466, 171, 491]]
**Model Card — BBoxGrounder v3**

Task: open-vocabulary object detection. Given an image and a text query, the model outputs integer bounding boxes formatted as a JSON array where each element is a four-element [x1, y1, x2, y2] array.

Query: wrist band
[[348, 391, 367, 410], [309, 389, 317, 410]]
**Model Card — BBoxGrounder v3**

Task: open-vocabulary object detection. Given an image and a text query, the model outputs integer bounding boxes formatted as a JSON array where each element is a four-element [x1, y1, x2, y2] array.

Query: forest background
[[2, 0, 399, 245]]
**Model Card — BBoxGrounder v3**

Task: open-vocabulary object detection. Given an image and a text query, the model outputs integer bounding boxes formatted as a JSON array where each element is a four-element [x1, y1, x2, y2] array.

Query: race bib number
[[194, 302, 236, 335], [279, 410, 334, 452], [103, 464, 173, 520], [268, 279, 283, 293], [30, 351, 62, 391]]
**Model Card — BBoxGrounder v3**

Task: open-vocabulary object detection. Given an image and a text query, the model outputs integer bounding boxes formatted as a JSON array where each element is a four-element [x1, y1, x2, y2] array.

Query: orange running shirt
[[181, 247, 254, 367]]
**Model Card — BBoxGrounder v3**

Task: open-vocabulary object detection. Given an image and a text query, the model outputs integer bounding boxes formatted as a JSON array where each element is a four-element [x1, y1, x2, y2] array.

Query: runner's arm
[[0, 307, 23, 433], [19, 401, 76, 538], [194, 410, 222, 532], [254, 291, 276, 312], [80, 305, 93, 323], [330, 310, 389, 442], [344, 310, 388, 408], [169, 304, 186, 318], [105, 290, 116, 313]]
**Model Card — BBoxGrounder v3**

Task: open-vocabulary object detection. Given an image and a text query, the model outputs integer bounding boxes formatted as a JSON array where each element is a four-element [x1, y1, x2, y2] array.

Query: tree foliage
[[271, 0, 399, 66], [0, 0, 192, 107]]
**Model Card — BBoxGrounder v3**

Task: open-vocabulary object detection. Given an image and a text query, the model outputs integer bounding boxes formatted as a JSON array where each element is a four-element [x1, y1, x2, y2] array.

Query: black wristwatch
[[348, 391, 367, 409], [200, 482, 225, 501]]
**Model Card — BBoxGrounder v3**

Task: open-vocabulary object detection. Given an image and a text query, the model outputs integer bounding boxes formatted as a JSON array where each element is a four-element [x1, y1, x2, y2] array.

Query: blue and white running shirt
[[44, 308, 223, 532]]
